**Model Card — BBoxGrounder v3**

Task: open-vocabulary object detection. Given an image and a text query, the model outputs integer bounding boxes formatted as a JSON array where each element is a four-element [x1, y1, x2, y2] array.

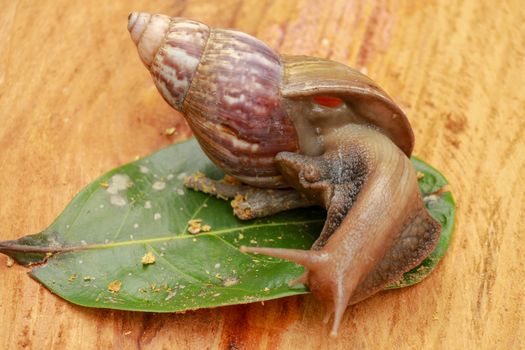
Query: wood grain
[[0, 0, 523, 349]]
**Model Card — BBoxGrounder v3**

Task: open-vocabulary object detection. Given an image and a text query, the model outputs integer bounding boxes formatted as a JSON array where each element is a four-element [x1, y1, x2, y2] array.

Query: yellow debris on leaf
[[220, 175, 242, 186], [165, 127, 176, 136], [223, 277, 239, 287], [186, 219, 201, 234], [187, 218, 212, 234], [231, 194, 246, 208], [68, 274, 77, 282], [141, 251, 156, 265], [99, 181, 109, 188], [190, 171, 205, 181], [108, 280, 122, 293], [231, 194, 252, 219], [6, 257, 14, 267]]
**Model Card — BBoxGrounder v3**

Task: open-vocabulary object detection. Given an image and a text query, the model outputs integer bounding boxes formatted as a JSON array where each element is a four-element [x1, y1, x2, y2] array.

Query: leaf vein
[[110, 204, 133, 241], [91, 219, 324, 250], [147, 244, 202, 283], [62, 185, 99, 237]]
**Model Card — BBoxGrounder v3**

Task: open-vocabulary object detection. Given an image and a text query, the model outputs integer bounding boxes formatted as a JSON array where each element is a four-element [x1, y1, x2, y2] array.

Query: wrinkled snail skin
[[128, 13, 441, 336], [244, 126, 441, 335]]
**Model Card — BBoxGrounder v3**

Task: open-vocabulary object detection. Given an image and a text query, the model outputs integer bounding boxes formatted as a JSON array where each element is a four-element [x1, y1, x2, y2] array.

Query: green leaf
[[411, 156, 449, 195], [0, 138, 454, 311]]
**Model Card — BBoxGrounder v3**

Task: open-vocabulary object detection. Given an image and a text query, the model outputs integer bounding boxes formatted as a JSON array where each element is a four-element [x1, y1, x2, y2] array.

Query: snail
[[128, 13, 441, 336]]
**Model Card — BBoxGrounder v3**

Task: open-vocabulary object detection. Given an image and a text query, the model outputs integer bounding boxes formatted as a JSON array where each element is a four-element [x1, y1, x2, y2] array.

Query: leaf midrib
[[60, 219, 324, 252]]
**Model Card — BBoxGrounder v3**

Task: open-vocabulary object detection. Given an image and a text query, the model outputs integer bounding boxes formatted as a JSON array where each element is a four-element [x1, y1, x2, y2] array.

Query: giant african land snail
[[128, 13, 441, 336]]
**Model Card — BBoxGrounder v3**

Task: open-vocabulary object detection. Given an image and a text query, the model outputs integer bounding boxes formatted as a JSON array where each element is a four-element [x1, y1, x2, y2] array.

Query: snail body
[[128, 13, 441, 336]]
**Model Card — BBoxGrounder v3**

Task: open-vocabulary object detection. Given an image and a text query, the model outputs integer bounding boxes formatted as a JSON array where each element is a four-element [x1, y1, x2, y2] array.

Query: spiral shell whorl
[[183, 29, 299, 188], [128, 13, 171, 67], [129, 13, 209, 110]]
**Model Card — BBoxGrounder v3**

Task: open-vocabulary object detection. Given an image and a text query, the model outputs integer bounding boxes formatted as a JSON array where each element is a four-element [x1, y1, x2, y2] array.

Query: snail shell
[[129, 13, 298, 187], [128, 13, 413, 188]]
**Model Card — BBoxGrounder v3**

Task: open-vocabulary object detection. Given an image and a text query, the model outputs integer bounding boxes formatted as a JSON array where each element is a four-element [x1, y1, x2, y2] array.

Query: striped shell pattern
[[128, 13, 299, 188]]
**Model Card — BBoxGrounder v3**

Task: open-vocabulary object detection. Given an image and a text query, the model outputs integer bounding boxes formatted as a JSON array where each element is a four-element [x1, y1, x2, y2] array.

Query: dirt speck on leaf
[[152, 181, 166, 191], [110, 194, 127, 207], [165, 127, 176, 135], [108, 280, 122, 293], [141, 252, 156, 265], [165, 290, 177, 301], [223, 277, 239, 287], [188, 219, 211, 234], [107, 174, 132, 194]]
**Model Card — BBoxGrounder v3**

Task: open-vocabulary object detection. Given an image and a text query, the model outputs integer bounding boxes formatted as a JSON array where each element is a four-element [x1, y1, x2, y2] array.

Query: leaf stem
[[0, 240, 81, 254]]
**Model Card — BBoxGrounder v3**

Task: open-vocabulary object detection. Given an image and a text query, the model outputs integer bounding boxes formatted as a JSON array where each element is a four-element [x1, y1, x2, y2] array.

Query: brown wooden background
[[0, 0, 523, 349]]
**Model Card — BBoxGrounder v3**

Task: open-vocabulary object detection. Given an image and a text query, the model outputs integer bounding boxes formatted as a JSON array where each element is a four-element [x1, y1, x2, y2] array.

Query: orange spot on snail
[[313, 96, 344, 108]]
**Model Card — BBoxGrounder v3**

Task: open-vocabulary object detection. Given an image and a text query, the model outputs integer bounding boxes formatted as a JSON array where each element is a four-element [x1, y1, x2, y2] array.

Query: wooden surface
[[0, 0, 523, 349]]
